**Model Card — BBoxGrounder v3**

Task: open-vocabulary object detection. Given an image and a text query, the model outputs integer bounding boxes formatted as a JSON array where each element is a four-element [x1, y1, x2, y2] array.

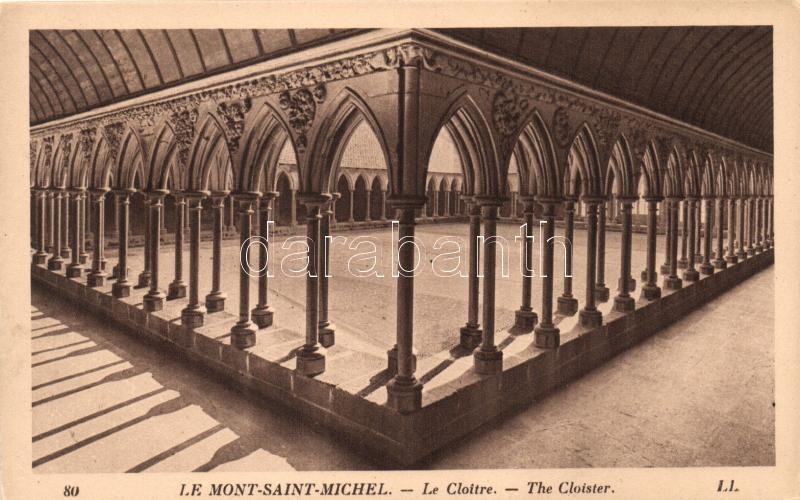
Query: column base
[[167, 281, 187, 300], [755, 244, 764, 253], [459, 324, 483, 350], [111, 264, 119, 279], [205, 292, 227, 313], [594, 285, 610, 303], [578, 308, 603, 328], [252, 305, 275, 329], [642, 284, 662, 301], [296, 346, 326, 376], [32, 252, 47, 265], [386, 376, 422, 414], [700, 263, 715, 275], [640, 269, 648, 282], [60, 248, 71, 259], [725, 254, 738, 264], [612, 295, 635, 313], [143, 291, 166, 312], [45, 245, 54, 253], [659, 263, 670, 275], [713, 259, 727, 269], [473, 347, 503, 375], [79, 252, 89, 264], [318, 320, 335, 347], [664, 275, 683, 290], [617, 277, 636, 292], [677, 258, 688, 269], [387, 346, 417, 374], [137, 271, 152, 289], [513, 309, 537, 333], [682, 268, 700, 282], [86, 271, 106, 287], [231, 320, 257, 349], [747, 247, 756, 257], [47, 257, 64, 271], [112, 280, 132, 298], [695, 252, 704, 262], [556, 296, 578, 316], [66, 263, 83, 278], [181, 306, 205, 328], [736, 250, 747, 260], [534, 324, 560, 349]]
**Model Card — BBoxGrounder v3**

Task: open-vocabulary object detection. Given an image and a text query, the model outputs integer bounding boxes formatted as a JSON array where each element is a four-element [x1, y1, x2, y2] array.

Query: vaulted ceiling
[[29, 27, 773, 152]]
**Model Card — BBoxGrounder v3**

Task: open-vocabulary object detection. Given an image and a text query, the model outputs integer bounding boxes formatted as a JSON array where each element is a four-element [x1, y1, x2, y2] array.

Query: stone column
[[348, 190, 355, 222], [227, 196, 235, 231], [289, 189, 297, 227], [595, 201, 610, 301], [444, 190, 451, 217], [86, 189, 108, 287], [460, 198, 483, 348], [386, 204, 423, 413], [230, 193, 260, 349], [534, 200, 560, 348], [181, 194, 206, 328], [295, 193, 331, 375], [137, 195, 152, 288], [473, 199, 503, 374], [768, 197, 774, 247], [725, 197, 738, 264], [747, 198, 756, 256], [66, 190, 84, 278], [694, 200, 703, 262], [47, 189, 64, 270], [556, 199, 578, 316], [252, 191, 278, 329], [664, 198, 683, 290], [364, 189, 372, 222], [713, 198, 727, 269], [700, 197, 715, 275], [513, 197, 538, 332], [678, 199, 688, 269], [682, 199, 700, 282], [613, 199, 636, 313], [660, 199, 671, 275], [380, 190, 387, 220], [642, 197, 662, 300], [33, 189, 48, 264], [432, 190, 439, 217], [755, 198, 764, 252], [111, 189, 133, 297], [61, 190, 71, 259], [46, 190, 55, 253], [318, 192, 339, 346], [143, 191, 167, 312], [205, 193, 227, 313], [736, 198, 747, 259], [79, 192, 89, 264], [168, 194, 187, 299], [579, 200, 603, 327]]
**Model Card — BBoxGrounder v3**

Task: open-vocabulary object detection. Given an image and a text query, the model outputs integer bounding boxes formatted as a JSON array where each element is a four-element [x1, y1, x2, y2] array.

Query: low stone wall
[[31, 248, 773, 466]]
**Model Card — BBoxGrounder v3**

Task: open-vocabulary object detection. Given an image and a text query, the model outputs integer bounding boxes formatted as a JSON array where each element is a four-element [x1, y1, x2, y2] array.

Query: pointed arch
[[564, 123, 603, 199], [639, 141, 663, 198], [663, 147, 684, 198], [186, 111, 232, 192], [116, 126, 147, 190], [51, 134, 76, 188], [513, 109, 560, 199], [239, 101, 294, 193], [605, 134, 637, 198], [148, 119, 183, 191], [88, 135, 116, 189]]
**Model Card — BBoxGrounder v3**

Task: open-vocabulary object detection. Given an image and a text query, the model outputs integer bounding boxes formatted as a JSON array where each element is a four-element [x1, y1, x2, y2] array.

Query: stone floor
[[31, 231, 774, 470]]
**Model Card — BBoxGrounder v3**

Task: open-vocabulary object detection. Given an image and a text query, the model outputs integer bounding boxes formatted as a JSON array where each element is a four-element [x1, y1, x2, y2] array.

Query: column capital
[[473, 195, 504, 207], [534, 196, 562, 206], [297, 192, 332, 209], [260, 190, 280, 202], [209, 189, 230, 200], [144, 189, 169, 201], [643, 195, 664, 203], [88, 187, 109, 201], [387, 195, 427, 209], [183, 190, 210, 200], [581, 195, 607, 205], [615, 196, 638, 205]]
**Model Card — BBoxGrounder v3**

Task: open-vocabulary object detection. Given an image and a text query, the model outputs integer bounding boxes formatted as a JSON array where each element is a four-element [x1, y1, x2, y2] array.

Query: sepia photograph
[[2, 2, 799, 499]]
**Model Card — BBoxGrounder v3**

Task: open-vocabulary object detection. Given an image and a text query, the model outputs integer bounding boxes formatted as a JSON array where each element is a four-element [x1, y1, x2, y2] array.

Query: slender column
[[755, 198, 764, 252], [230, 193, 260, 349], [364, 189, 372, 221], [768, 197, 774, 247], [181, 193, 207, 328], [642, 198, 662, 300], [432, 190, 439, 217], [168, 194, 187, 299], [46, 190, 55, 253], [331, 192, 338, 225], [678, 200, 688, 268], [295, 193, 331, 374], [761, 197, 769, 249], [60, 190, 71, 259], [66, 190, 85, 278], [47, 190, 64, 270], [700, 197, 715, 274], [664, 197, 683, 290], [682, 199, 700, 282], [78, 192, 89, 264], [579, 200, 603, 327], [289, 189, 297, 226], [111, 190, 133, 297], [726, 198, 738, 264], [534, 200, 560, 348], [253, 192, 278, 329], [613, 199, 636, 312], [227, 196, 235, 230], [556, 200, 579, 316], [694, 199, 703, 262], [137, 195, 152, 288], [595, 201, 610, 301], [747, 198, 756, 256], [205, 193, 228, 313], [736, 198, 746, 259], [380, 190, 387, 220], [386, 204, 423, 412], [660, 199, 671, 275], [444, 190, 451, 216], [461, 198, 484, 347], [33, 189, 48, 264], [514, 198, 538, 332], [348, 190, 355, 222], [86, 189, 108, 287], [473, 199, 503, 374], [713, 198, 727, 269], [318, 192, 339, 345], [142, 191, 167, 311]]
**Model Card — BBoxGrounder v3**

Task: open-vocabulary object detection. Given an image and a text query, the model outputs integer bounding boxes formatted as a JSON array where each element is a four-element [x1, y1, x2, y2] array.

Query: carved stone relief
[[278, 84, 326, 152], [217, 97, 252, 155]]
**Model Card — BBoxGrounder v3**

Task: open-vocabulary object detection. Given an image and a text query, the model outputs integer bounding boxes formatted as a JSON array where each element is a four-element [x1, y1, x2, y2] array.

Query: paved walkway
[[31, 264, 773, 471]]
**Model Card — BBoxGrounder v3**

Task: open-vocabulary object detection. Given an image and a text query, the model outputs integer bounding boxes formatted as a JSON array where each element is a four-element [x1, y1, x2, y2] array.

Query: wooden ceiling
[[29, 27, 772, 152]]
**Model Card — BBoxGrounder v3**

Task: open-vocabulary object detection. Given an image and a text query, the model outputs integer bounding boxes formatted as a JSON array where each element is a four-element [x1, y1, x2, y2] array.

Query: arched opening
[[335, 175, 351, 223], [275, 172, 293, 226], [353, 175, 369, 222], [425, 177, 436, 217], [370, 176, 384, 220]]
